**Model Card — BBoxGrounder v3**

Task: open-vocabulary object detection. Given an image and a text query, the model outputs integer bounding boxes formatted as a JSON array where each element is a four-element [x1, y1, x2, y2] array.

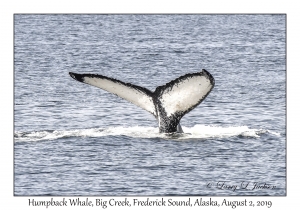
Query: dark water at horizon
[[14, 14, 286, 196]]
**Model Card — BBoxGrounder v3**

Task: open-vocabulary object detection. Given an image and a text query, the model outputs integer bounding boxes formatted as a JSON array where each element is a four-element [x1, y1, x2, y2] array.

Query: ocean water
[[14, 14, 286, 196]]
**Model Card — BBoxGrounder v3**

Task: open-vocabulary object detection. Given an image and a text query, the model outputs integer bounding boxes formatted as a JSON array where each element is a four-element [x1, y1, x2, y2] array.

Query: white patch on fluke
[[83, 76, 156, 116], [160, 75, 213, 117]]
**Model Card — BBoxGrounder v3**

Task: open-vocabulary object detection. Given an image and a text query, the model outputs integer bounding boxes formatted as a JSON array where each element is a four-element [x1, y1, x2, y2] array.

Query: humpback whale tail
[[69, 69, 214, 133]]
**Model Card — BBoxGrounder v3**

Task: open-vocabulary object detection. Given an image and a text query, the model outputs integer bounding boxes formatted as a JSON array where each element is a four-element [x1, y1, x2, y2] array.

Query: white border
[[2, 0, 298, 209]]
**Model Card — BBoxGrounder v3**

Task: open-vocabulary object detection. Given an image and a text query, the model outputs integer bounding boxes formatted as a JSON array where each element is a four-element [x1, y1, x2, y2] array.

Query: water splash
[[14, 124, 280, 142]]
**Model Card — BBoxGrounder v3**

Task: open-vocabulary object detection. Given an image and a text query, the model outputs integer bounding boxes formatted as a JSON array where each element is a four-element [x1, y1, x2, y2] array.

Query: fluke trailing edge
[[69, 69, 214, 133]]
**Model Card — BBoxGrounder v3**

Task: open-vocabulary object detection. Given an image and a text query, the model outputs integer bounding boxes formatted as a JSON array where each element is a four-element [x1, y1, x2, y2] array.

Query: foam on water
[[14, 124, 280, 142]]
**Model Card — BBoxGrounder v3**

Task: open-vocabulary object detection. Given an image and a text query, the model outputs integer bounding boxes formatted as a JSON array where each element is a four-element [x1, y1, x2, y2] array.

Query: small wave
[[14, 126, 160, 142], [14, 125, 279, 142], [182, 125, 278, 139]]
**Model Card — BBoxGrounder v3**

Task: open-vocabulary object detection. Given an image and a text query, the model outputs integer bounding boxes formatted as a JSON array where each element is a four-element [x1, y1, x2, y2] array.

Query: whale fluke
[[69, 69, 214, 133]]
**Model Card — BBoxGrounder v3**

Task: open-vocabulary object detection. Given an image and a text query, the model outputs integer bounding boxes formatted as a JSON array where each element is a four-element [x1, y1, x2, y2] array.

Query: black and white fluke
[[69, 69, 214, 133]]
